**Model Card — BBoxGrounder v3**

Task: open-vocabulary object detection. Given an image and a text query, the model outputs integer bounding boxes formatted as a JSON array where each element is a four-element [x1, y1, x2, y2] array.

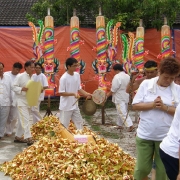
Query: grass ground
[[82, 113, 119, 139]]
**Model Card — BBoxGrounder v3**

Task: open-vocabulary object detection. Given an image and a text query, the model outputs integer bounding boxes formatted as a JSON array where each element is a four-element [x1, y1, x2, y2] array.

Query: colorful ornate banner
[[106, 20, 121, 63]]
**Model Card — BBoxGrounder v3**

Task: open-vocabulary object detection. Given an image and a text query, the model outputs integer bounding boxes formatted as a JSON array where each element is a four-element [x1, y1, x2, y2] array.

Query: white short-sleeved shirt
[[160, 103, 180, 159], [111, 71, 130, 103], [31, 73, 48, 101], [59, 72, 81, 111], [132, 77, 180, 141]]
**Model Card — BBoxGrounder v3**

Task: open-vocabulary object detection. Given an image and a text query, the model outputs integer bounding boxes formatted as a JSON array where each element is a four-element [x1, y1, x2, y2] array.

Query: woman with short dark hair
[[132, 57, 180, 180]]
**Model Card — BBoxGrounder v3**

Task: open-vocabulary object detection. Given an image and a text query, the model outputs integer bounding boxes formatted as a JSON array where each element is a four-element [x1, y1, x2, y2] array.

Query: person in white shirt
[[0, 62, 11, 140], [31, 62, 48, 124], [160, 103, 180, 180], [4, 62, 23, 136], [12, 60, 35, 146], [126, 61, 158, 180], [107, 64, 134, 132], [132, 57, 180, 180], [59, 57, 91, 129]]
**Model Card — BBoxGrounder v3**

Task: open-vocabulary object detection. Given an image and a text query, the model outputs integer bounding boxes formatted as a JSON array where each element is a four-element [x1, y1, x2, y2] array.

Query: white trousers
[[31, 101, 42, 124], [115, 102, 133, 127], [0, 106, 10, 137], [59, 108, 83, 130], [15, 106, 32, 139], [5, 106, 18, 135]]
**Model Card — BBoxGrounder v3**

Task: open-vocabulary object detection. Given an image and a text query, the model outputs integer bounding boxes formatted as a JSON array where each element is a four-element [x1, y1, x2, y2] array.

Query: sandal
[[14, 136, 27, 143], [27, 138, 34, 146], [127, 126, 136, 132], [5, 134, 11, 137], [116, 126, 124, 130]]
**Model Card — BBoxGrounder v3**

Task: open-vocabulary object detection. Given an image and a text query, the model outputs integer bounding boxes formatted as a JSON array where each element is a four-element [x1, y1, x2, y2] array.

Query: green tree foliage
[[26, 0, 180, 30]]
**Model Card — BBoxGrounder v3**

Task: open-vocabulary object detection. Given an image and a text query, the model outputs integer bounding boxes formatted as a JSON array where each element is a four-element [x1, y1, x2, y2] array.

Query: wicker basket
[[82, 99, 97, 116]]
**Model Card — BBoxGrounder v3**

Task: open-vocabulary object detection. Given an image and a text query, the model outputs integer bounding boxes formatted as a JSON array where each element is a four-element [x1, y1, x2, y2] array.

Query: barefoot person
[[107, 64, 134, 132], [59, 57, 91, 129]]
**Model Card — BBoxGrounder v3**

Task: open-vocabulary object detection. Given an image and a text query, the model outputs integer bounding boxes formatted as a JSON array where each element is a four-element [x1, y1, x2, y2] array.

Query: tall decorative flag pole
[[68, 9, 86, 74], [41, 8, 60, 96], [133, 19, 145, 71], [157, 17, 174, 59], [96, 7, 107, 61], [44, 8, 54, 62], [92, 7, 112, 92]]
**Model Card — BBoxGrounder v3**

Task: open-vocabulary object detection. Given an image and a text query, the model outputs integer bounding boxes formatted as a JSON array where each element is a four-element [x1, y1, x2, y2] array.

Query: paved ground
[[0, 134, 25, 180], [0, 110, 60, 180]]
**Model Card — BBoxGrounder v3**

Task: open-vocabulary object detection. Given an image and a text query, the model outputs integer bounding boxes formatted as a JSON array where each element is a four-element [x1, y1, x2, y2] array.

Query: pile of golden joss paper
[[0, 116, 135, 180]]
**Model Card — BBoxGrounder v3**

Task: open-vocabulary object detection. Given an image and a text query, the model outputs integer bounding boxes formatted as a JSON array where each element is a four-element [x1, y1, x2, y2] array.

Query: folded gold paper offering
[[0, 116, 135, 180]]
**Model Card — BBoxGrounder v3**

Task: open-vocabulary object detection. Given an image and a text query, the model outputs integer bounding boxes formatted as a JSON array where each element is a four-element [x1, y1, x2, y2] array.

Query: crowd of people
[[108, 57, 180, 180], [1, 56, 180, 179], [0, 58, 92, 146], [0, 61, 49, 146]]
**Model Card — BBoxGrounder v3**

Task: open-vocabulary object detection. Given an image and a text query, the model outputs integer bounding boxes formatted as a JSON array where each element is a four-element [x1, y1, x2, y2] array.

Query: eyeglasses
[[71, 64, 80, 67]]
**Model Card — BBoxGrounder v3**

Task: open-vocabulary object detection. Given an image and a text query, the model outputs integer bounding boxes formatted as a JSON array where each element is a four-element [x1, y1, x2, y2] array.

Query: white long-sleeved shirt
[[0, 74, 11, 106], [12, 71, 31, 106], [111, 71, 130, 104], [4, 71, 19, 104]]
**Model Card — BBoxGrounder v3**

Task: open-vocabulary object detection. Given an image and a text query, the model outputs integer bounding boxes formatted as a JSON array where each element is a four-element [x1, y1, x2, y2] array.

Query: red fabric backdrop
[[0, 26, 179, 94]]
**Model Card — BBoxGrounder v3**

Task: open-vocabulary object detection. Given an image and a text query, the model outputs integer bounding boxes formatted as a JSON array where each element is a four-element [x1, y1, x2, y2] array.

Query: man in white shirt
[[0, 62, 11, 140], [4, 62, 23, 136], [59, 57, 91, 129], [12, 60, 35, 146], [31, 62, 48, 124], [107, 64, 134, 132]]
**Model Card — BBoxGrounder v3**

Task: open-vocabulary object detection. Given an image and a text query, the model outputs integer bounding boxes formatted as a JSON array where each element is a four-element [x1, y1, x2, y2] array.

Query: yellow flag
[[26, 80, 42, 106]]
